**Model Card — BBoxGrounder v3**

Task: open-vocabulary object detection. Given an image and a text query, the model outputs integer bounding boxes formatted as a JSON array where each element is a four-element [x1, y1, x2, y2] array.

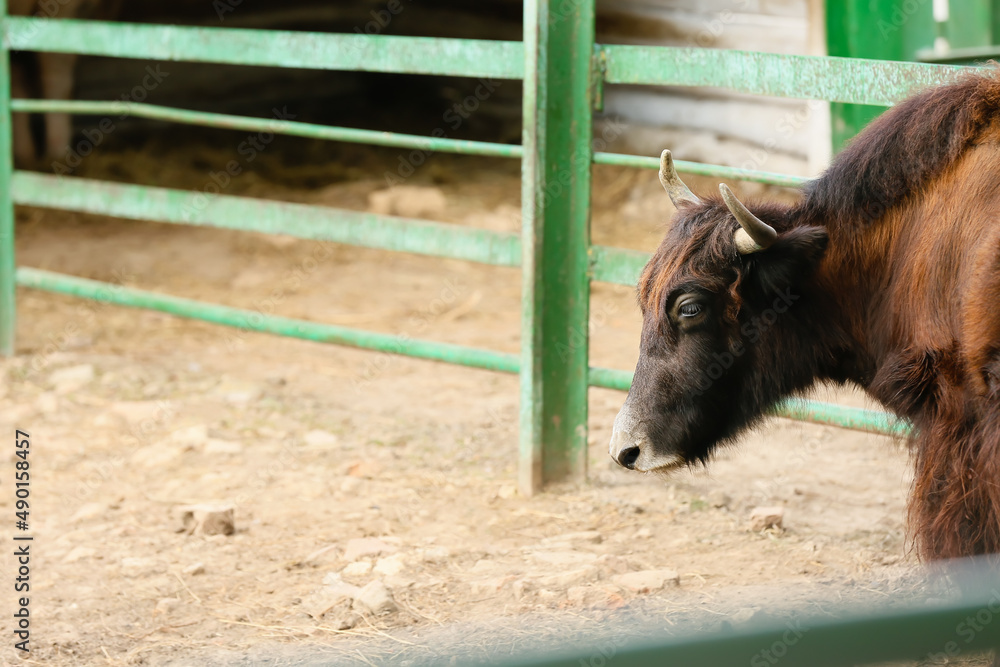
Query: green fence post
[[0, 0, 14, 357], [519, 0, 594, 494]]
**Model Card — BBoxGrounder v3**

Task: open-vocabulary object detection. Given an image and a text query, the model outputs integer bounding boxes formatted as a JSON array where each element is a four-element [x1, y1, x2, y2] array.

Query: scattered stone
[[497, 484, 518, 500], [373, 553, 407, 577], [344, 537, 398, 562], [183, 562, 206, 576], [303, 576, 361, 619], [214, 381, 262, 404], [69, 502, 105, 523], [154, 597, 181, 616], [203, 439, 244, 455], [634, 527, 653, 539], [535, 565, 599, 589], [353, 580, 398, 615], [50, 364, 94, 393], [179, 504, 236, 536], [749, 506, 785, 531], [342, 560, 372, 578], [304, 430, 340, 450], [418, 546, 451, 563], [568, 584, 621, 607], [612, 569, 680, 593], [530, 550, 598, 566], [63, 546, 97, 563], [368, 185, 447, 219]]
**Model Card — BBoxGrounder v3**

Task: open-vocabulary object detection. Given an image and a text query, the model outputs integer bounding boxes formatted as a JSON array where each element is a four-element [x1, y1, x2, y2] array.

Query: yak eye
[[678, 302, 702, 318]]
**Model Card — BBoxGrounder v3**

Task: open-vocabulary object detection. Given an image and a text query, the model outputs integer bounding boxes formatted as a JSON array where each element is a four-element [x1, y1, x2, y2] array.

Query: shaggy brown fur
[[634, 68, 1000, 560]]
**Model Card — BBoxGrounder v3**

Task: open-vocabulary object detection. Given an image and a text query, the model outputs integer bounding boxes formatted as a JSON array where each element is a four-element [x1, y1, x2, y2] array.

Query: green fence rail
[[0, 8, 963, 497]]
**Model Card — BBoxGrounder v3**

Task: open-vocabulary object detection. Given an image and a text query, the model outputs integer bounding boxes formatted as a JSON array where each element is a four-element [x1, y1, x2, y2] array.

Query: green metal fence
[[0, 2, 962, 499]]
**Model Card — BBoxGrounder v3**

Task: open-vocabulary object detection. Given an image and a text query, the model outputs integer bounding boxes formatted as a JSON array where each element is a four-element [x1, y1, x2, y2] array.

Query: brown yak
[[609, 68, 1000, 560]]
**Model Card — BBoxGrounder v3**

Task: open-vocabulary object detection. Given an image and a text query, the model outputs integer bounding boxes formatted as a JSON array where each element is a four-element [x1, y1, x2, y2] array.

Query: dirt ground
[[0, 130, 956, 666]]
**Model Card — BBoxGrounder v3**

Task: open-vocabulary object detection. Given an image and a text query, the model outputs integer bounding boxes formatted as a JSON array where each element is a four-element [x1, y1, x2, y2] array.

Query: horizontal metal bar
[[5, 18, 524, 79], [586, 360, 910, 438], [18, 265, 907, 438], [589, 245, 647, 286], [498, 561, 1000, 667], [594, 151, 809, 188], [10, 99, 524, 159], [11, 172, 521, 267], [602, 45, 967, 105], [16, 267, 521, 374]]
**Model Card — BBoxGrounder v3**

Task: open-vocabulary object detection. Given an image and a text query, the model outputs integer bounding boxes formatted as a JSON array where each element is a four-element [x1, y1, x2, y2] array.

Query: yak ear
[[747, 226, 828, 296]]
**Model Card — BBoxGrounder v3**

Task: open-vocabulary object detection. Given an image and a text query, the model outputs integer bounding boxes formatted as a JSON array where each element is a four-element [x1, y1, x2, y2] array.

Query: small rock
[[214, 381, 262, 404], [304, 430, 340, 450], [749, 506, 784, 531], [568, 584, 621, 607], [183, 562, 206, 576], [342, 561, 372, 578], [497, 484, 518, 500], [154, 597, 181, 616], [203, 439, 244, 455], [69, 502, 105, 523], [535, 565, 599, 589], [418, 546, 451, 563], [353, 580, 398, 615], [63, 546, 97, 563], [344, 537, 398, 562], [634, 527, 653, 539], [373, 553, 407, 577], [49, 364, 94, 393], [179, 504, 236, 536], [303, 577, 361, 619], [612, 569, 680, 592]]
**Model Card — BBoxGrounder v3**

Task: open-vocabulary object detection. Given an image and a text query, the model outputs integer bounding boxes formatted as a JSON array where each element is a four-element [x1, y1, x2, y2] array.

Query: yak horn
[[719, 183, 777, 254], [659, 149, 700, 207]]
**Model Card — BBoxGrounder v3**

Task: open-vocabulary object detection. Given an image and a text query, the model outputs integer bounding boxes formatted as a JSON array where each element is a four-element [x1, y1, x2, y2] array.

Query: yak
[[608, 68, 1000, 560]]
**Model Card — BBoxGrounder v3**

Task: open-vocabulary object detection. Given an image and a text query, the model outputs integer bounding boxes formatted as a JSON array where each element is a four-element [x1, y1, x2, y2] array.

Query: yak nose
[[609, 403, 643, 469]]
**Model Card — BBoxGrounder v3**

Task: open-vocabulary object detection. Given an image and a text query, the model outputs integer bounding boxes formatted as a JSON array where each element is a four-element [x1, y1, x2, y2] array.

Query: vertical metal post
[[520, 0, 594, 494], [0, 0, 14, 357], [826, 0, 934, 154]]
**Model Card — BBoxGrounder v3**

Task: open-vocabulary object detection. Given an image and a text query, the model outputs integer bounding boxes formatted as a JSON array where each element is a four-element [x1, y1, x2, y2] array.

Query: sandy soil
[[0, 132, 952, 666]]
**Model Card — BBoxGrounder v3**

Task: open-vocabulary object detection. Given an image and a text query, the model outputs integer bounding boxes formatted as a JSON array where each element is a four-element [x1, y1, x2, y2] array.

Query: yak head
[[609, 150, 829, 473]]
